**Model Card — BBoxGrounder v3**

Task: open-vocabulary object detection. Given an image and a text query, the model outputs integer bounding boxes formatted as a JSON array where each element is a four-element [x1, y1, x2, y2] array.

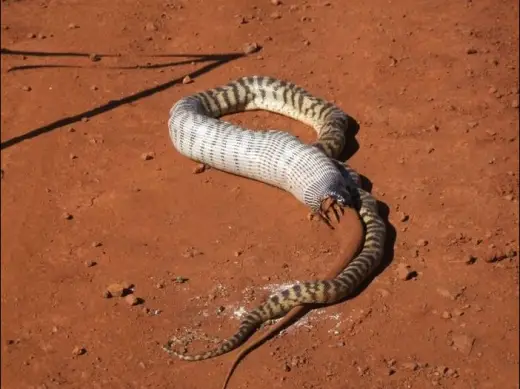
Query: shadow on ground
[[0, 49, 247, 150]]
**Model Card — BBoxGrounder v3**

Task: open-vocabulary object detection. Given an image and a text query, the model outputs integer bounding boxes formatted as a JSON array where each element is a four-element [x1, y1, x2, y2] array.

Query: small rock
[[395, 263, 417, 281], [21, 85, 32, 92], [141, 152, 155, 161], [466, 255, 477, 265], [512, 100, 519, 108], [466, 48, 478, 54], [387, 368, 396, 376], [451, 334, 475, 355], [271, 0, 282, 4], [81, 117, 89, 123], [467, 121, 479, 129], [234, 250, 243, 257], [90, 85, 98, 91], [124, 294, 140, 306], [104, 283, 130, 298], [416, 239, 428, 247], [27, 33, 36, 39], [174, 276, 188, 284], [91, 241, 102, 247], [504, 194, 515, 201], [441, 311, 452, 319], [62, 212, 73, 220], [145, 22, 158, 32], [67, 23, 79, 29], [89, 53, 101, 62], [303, 40, 311, 46], [485, 249, 509, 263], [452, 308, 464, 316], [436, 287, 458, 300], [270, 11, 282, 19], [182, 75, 193, 84], [84, 260, 97, 267], [68, 127, 76, 133], [243, 42, 261, 54], [488, 86, 497, 94], [192, 163, 208, 174], [216, 306, 225, 314], [37, 33, 46, 39], [69, 153, 78, 160], [399, 212, 409, 222], [72, 346, 86, 356], [401, 361, 419, 371]]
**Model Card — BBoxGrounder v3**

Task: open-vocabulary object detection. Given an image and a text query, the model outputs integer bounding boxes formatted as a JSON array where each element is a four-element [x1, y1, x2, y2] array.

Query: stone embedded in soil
[[395, 263, 417, 281], [62, 212, 73, 220], [174, 276, 189, 283], [21, 85, 32, 92], [511, 100, 519, 108], [124, 294, 140, 306], [466, 48, 478, 54], [72, 346, 86, 356], [416, 239, 428, 247], [84, 260, 97, 267], [27, 33, 36, 38], [451, 333, 475, 355], [466, 255, 477, 265], [270, 11, 282, 19], [89, 53, 101, 62], [104, 283, 131, 298], [441, 311, 452, 319], [182, 75, 193, 84], [399, 212, 409, 222], [145, 22, 158, 31], [401, 361, 419, 371], [271, 0, 282, 4], [141, 152, 155, 161], [68, 23, 79, 29], [243, 42, 261, 54]]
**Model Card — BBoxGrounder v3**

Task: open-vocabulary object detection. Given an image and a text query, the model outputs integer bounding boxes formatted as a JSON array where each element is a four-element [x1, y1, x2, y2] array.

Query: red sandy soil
[[1, 0, 518, 388]]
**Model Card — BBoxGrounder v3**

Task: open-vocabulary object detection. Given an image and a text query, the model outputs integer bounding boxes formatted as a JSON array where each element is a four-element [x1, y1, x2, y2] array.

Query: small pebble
[[270, 11, 282, 19], [21, 85, 32, 92], [466, 48, 478, 54], [417, 239, 428, 247], [451, 334, 475, 355], [401, 362, 419, 371], [488, 86, 497, 94], [91, 241, 102, 247], [145, 22, 158, 32], [174, 276, 188, 284], [452, 308, 464, 316], [69, 153, 78, 160], [37, 33, 46, 39], [399, 212, 409, 222], [124, 294, 140, 306], [90, 85, 98, 91], [81, 117, 89, 122], [243, 42, 261, 54], [466, 255, 477, 265], [395, 263, 417, 281], [182, 75, 193, 84], [67, 23, 79, 29], [156, 282, 165, 289], [62, 212, 73, 220], [104, 283, 129, 298], [84, 260, 97, 267], [192, 163, 208, 174], [271, 0, 282, 4], [234, 250, 243, 257], [441, 311, 452, 319], [27, 33, 36, 39], [141, 152, 155, 161], [512, 100, 519, 108], [89, 53, 101, 62], [72, 346, 86, 356]]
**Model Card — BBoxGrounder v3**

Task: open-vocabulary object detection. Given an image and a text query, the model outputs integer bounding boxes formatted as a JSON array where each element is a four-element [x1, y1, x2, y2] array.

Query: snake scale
[[164, 76, 386, 386]]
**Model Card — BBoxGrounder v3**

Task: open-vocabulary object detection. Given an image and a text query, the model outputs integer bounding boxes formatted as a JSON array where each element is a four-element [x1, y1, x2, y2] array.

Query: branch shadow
[[0, 52, 246, 150]]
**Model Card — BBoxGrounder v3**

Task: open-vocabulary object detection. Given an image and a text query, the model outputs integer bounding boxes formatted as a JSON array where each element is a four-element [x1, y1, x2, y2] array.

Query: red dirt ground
[[1, 0, 519, 388]]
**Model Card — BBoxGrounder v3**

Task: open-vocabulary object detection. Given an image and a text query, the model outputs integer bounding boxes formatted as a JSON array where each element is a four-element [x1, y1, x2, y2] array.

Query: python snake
[[164, 76, 386, 385]]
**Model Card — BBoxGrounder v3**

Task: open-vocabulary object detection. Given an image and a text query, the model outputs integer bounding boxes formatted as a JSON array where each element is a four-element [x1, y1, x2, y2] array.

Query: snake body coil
[[165, 76, 386, 362]]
